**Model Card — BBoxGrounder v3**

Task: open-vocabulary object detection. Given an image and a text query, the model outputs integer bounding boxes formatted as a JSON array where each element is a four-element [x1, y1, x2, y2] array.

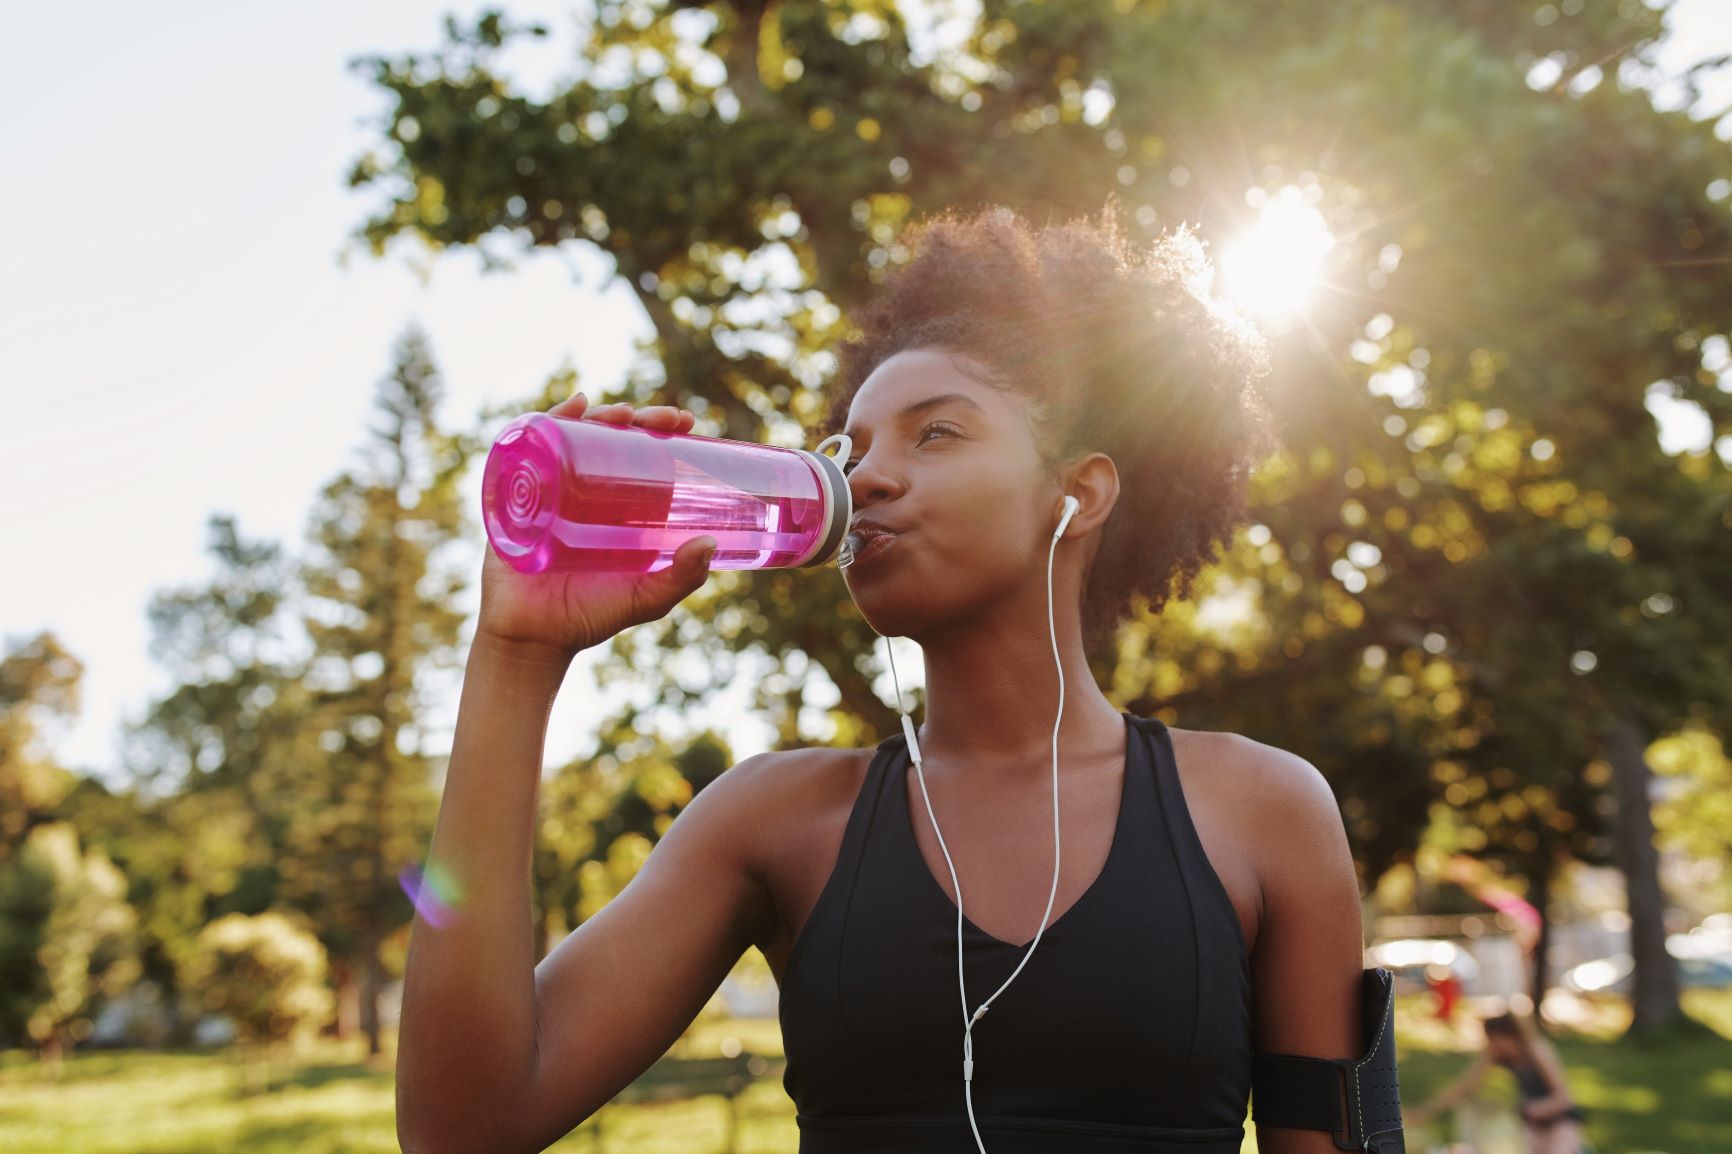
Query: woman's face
[[1485, 1032, 1521, 1063], [838, 346, 1060, 641]]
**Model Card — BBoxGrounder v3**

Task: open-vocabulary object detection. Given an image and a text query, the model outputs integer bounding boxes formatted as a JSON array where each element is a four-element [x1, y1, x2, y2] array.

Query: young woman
[[397, 204, 1378, 1154], [1408, 1011, 1588, 1154]]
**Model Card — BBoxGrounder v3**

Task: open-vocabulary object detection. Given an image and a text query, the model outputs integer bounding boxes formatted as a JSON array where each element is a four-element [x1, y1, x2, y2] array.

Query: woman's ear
[[1059, 452, 1120, 536]]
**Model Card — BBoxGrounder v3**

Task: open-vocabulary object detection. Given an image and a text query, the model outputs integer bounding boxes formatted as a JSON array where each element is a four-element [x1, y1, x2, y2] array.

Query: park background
[[3, 0, 1732, 1150]]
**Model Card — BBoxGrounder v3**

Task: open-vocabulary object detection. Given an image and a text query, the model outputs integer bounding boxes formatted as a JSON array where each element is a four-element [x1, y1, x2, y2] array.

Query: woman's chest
[[757, 731, 1264, 985]]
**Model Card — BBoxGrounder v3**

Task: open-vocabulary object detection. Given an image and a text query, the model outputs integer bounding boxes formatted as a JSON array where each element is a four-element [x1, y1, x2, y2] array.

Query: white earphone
[[867, 491, 1080, 1154], [1056, 493, 1080, 538]]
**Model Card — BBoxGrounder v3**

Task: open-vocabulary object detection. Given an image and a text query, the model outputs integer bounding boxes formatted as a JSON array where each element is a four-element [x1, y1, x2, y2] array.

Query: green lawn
[[2, 993, 1727, 1154], [1394, 989, 1732, 1154]]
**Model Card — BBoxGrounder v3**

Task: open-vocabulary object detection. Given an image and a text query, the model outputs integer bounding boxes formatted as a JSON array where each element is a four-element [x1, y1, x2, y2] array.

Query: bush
[[180, 911, 333, 1048], [0, 822, 139, 1058]]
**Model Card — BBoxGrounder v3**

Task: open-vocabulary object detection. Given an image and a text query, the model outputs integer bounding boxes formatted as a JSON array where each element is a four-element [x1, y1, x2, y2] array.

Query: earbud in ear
[[1054, 494, 1080, 539]]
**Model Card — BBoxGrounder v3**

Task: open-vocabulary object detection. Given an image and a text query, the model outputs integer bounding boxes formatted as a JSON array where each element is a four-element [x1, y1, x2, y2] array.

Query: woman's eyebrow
[[843, 392, 985, 441]]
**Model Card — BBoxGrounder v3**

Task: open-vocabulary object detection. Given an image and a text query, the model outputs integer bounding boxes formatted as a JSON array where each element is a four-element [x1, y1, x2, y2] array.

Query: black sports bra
[[776, 712, 1254, 1152]]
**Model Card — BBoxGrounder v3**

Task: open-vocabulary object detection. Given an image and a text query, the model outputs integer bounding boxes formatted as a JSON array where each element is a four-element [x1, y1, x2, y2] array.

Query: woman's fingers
[[597, 404, 685, 428], [547, 392, 590, 419], [547, 395, 697, 432], [633, 405, 686, 428]]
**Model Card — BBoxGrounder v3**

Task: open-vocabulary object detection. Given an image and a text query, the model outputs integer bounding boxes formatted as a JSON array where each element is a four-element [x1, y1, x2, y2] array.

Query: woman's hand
[[477, 392, 712, 661]]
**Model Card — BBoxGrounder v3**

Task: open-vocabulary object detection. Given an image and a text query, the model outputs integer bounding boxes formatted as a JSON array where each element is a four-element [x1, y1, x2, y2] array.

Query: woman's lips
[[847, 531, 901, 569]]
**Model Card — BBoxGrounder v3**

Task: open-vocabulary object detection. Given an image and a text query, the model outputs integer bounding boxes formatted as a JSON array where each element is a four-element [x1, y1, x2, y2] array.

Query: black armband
[[1250, 966, 1405, 1153]]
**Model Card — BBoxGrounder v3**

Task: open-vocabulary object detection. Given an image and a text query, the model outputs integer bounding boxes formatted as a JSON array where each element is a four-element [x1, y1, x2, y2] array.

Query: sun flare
[[1219, 187, 1335, 322]]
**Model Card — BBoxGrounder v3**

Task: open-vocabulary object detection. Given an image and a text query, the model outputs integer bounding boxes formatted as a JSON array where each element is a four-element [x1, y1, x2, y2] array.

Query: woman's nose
[[846, 450, 901, 504]]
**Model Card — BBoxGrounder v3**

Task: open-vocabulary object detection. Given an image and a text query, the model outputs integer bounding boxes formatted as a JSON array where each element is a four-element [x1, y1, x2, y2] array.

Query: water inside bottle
[[534, 454, 828, 571], [484, 414, 833, 573]]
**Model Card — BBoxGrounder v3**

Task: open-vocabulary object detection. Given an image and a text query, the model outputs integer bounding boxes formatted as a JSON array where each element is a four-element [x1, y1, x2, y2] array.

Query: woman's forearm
[[396, 632, 576, 1154]]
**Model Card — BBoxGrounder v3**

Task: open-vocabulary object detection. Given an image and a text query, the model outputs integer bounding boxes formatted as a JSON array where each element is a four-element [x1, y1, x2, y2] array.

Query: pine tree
[[286, 325, 471, 1056]]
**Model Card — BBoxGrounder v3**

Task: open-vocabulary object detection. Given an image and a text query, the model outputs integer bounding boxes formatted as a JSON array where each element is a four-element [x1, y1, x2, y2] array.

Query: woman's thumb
[[688, 536, 719, 578], [634, 537, 718, 626]]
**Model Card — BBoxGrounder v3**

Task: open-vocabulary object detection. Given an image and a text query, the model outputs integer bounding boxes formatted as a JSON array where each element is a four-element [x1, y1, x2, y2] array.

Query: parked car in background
[[1562, 952, 1634, 995], [1562, 950, 1732, 995], [1366, 938, 1480, 995], [1680, 955, 1732, 988]]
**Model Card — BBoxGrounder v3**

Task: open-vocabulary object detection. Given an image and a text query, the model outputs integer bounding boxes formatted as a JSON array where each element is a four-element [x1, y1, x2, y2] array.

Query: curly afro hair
[[817, 201, 1275, 652]]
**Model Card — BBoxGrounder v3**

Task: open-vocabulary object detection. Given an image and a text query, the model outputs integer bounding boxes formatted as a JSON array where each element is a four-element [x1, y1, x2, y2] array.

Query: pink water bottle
[[482, 412, 856, 574]]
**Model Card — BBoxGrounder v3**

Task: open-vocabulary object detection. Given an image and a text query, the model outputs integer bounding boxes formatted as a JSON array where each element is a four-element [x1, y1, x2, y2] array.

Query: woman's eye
[[843, 424, 960, 473]]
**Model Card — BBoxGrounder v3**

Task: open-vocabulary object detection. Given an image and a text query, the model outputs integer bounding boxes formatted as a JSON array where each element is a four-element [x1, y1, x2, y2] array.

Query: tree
[[129, 514, 302, 803], [532, 714, 734, 958], [0, 632, 83, 868], [282, 325, 471, 1056], [0, 823, 139, 1066], [180, 911, 334, 1093], [1650, 725, 1732, 914], [68, 515, 318, 1041], [350, 0, 1732, 1036]]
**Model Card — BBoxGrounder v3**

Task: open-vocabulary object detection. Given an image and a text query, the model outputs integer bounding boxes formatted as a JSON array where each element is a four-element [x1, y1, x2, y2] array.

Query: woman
[[397, 204, 1377, 1154], [1408, 1011, 1588, 1154]]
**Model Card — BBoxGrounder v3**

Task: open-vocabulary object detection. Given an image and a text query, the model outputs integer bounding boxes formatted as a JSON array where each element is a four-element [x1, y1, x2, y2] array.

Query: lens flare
[[399, 861, 464, 928], [1220, 187, 1335, 322]]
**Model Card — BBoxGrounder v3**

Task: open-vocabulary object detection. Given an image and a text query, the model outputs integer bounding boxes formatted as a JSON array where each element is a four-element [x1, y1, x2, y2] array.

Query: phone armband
[[1250, 966, 1405, 1153]]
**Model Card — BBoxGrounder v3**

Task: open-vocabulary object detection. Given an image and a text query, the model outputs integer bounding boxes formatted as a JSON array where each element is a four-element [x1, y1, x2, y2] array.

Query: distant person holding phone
[[1409, 1010, 1587, 1154]]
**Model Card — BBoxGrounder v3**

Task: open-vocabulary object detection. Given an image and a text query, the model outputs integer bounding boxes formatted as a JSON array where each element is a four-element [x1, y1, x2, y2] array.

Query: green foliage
[[345, 0, 1732, 1035], [282, 325, 472, 1052], [532, 720, 735, 953], [97, 515, 317, 1021], [0, 823, 139, 1054], [0, 632, 83, 868], [180, 912, 334, 1048], [12, 0, 1728, 1094], [1651, 725, 1732, 910]]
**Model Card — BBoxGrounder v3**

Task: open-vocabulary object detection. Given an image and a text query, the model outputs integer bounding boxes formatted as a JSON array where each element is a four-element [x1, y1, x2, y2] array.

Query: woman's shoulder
[[724, 745, 882, 924], [1165, 724, 1341, 825], [724, 742, 881, 821], [1165, 725, 1356, 935]]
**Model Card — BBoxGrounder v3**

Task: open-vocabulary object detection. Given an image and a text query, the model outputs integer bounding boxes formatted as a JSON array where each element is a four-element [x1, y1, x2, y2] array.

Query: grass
[[0, 1019, 801, 1154], [1, 992, 1727, 1153], [1395, 988, 1732, 1154]]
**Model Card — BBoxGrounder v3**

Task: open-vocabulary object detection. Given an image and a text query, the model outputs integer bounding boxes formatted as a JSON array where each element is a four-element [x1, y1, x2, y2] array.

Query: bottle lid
[[794, 433, 854, 568]]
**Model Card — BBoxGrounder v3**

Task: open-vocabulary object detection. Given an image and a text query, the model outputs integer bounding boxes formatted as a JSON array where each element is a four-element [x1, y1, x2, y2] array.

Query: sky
[[2, 1, 1729, 785]]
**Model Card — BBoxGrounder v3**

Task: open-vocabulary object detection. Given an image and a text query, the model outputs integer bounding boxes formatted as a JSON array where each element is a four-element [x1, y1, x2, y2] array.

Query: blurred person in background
[[1408, 1010, 1588, 1154]]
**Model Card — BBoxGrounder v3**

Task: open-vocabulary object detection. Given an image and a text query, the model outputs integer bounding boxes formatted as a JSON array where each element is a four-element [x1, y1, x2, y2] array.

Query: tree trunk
[[37, 1033, 65, 1079], [1604, 709, 1683, 1035], [360, 921, 385, 1057], [166, 987, 199, 1048], [1527, 851, 1552, 1022], [719, 0, 774, 120], [331, 957, 360, 1039]]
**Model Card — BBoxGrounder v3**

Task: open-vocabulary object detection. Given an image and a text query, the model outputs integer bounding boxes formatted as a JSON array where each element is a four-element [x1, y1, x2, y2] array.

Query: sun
[[1219, 187, 1335, 323]]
